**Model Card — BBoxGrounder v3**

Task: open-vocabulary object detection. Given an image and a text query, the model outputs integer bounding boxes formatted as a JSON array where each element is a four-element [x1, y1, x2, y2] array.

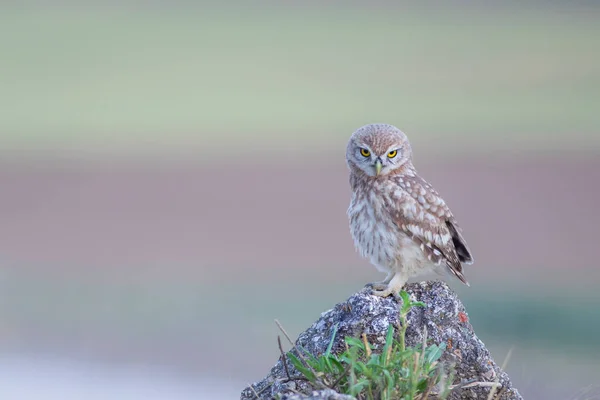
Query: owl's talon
[[370, 290, 393, 298], [365, 282, 388, 291], [369, 287, 394, 298], [365, 273, 394, 291], [367, 273, 407, 299], [369, 287, 404, 303]]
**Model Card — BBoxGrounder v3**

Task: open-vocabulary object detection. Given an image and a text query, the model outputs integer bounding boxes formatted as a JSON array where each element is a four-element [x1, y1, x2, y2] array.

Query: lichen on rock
[[241, 281, 522, 400]]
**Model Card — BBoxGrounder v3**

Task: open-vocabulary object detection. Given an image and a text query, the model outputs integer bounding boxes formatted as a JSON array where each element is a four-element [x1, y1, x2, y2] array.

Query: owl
[[346, 123, 474, 298]]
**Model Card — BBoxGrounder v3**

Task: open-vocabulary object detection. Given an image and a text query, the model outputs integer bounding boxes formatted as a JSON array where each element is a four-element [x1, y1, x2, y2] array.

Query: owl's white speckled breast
[[347, 188, 401, 272], [347, 180, 435, 278]]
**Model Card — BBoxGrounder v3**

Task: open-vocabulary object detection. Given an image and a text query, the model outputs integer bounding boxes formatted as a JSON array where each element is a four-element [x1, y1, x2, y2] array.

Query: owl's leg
[[364, 271, 394, 291], [369, 273, 408, 299]]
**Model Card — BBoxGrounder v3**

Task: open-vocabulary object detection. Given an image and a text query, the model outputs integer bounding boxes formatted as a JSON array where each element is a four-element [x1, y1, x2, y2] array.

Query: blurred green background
[[1, 2, 599, 399], [2, 2, 599, 153]]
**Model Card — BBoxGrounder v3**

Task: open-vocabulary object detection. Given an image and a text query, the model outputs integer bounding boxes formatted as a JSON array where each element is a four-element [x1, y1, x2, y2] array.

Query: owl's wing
[[390, 174, 474, 284]]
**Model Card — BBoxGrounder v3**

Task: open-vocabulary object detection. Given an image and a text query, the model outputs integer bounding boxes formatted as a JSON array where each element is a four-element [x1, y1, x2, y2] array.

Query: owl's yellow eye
[[359, 148, 371, 157], [387, 150, 398, 158]]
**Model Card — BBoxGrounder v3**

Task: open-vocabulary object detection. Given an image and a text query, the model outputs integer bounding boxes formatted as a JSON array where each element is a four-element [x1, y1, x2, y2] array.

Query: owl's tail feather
[[446, 220, 474, 265], [448, 265, 470, 287]]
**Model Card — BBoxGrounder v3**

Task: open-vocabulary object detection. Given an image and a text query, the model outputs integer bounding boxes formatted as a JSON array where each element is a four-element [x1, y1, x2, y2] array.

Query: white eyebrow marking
[[385, 145, 402, 155]]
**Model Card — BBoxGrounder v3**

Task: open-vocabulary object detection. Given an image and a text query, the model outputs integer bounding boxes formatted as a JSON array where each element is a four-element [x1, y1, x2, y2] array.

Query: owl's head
[[346, 123, 413, 178]]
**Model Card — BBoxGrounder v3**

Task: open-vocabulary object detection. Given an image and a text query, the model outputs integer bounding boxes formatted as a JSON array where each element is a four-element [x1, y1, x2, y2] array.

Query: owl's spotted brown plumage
[[346, 123, 474, 298]]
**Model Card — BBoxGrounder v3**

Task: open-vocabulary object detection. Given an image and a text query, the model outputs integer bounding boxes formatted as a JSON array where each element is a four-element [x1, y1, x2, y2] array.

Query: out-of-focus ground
[[1, 2, 600, 399], [2, 157, 600, 277]]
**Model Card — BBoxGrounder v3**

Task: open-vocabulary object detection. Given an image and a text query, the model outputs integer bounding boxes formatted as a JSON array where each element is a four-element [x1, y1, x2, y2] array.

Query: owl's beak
[[374, 159, 382, 176]]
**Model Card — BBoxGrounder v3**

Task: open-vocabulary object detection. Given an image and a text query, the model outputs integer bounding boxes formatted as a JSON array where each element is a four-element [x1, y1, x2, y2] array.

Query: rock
[[241, 281, 522, 400]]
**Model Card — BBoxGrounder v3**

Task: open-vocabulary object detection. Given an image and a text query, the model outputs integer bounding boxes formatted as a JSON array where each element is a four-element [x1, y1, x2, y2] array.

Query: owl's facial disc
[[347, 123, 413, 178]]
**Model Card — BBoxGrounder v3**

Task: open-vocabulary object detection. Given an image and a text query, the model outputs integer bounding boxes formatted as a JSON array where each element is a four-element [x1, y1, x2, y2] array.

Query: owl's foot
[[364, 272, 394, 291], [368, 273, 407, 301], [369, 287, 400, 299], [365, 282, 389, 291]]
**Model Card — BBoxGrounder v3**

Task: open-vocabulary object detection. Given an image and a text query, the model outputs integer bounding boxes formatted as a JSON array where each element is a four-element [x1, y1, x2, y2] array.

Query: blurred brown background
[[1, 1, 599, 399]]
